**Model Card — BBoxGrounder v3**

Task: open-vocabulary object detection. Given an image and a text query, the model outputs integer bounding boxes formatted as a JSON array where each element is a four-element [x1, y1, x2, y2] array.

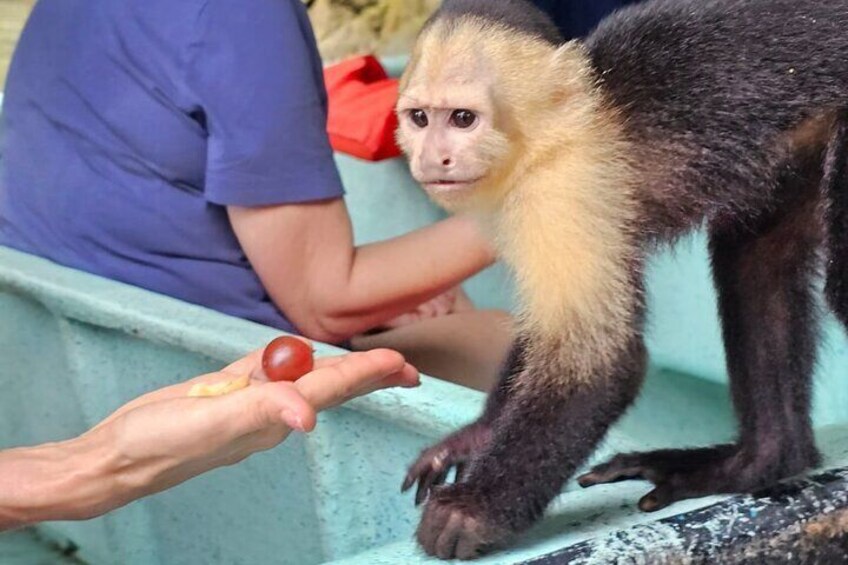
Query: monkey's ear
[[548, 41, 592, 98], [550, 42, 585, 71]]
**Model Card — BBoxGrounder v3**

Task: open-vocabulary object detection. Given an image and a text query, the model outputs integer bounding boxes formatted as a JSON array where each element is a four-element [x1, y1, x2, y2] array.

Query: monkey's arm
[[401, 339, 526, 504], [415, 332, 646, 560]]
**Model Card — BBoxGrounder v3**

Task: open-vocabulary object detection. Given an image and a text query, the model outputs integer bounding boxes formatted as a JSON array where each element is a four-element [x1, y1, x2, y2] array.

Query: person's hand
[[72, 346, 418, 518], [381, 286, 475, 330]]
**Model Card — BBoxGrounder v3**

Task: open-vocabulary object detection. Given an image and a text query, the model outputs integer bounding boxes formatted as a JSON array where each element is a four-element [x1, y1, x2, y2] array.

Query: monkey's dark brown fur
[[399, 0, 848, 559]]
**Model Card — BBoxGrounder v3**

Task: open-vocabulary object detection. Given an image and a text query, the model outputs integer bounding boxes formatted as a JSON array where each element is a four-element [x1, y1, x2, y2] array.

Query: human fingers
[[381, 311, 424, 330], [178, 379, 318, 441], [344, 361, 420, 399], [94, 339, 309, 433], [450, 287, 476, 313], [295, 349, 417, 411]]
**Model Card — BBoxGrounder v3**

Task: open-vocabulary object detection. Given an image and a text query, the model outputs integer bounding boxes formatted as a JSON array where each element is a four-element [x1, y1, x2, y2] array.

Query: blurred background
[[0, 0, 437, 90], [0, 0, 33, 89], [0, 0, 648, 89], [305, 0, 439, 63]]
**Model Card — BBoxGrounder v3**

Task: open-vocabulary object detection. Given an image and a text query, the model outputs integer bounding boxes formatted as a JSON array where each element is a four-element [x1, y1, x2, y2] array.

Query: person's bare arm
[[228, 198, 495, 343], [0, 348, 418, 531], [351, 309, 513, 391]]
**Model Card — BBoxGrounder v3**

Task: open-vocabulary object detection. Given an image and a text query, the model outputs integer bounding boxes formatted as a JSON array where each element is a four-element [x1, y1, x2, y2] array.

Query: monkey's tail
[[822, 108, 848, 326]]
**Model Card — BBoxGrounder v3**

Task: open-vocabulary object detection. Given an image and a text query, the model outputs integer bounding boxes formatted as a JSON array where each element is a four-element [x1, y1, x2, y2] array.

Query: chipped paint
[[520, 467, 848, 564]]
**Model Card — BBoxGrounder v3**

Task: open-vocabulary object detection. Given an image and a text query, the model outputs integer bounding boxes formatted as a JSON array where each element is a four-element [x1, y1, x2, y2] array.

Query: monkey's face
[[396, 75, 510, 211]]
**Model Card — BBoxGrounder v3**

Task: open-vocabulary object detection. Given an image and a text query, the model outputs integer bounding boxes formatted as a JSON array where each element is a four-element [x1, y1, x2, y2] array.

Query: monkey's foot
[[577, 444, 816, 512], [416, 483, 512, 560], [402, 422, 492, 505]]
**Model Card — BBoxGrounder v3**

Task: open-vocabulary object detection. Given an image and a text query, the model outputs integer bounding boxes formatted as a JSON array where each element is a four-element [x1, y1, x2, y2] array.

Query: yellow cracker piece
[[188, 374, 250, 397]]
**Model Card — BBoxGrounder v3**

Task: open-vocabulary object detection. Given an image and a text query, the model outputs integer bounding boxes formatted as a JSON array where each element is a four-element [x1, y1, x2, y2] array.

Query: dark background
[[528, 0, 642, 39]]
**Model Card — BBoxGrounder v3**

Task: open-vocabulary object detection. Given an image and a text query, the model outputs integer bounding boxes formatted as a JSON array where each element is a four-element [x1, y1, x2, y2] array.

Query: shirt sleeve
[[187, 0, 344, 207]]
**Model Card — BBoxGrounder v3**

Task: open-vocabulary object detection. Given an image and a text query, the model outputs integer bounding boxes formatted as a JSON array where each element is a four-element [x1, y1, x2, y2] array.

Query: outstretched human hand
[[0, 345, 418, 529]]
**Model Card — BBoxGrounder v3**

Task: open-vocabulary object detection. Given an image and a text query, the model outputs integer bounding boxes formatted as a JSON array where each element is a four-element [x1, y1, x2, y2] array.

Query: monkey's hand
[[402, 421, 492, 506], [577, 443, 817, 512], [416, 482, 512, 560]]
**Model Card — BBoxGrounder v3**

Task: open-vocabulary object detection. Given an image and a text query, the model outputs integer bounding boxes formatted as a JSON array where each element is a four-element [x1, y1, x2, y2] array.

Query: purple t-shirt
[[0, 0, 344, 332]]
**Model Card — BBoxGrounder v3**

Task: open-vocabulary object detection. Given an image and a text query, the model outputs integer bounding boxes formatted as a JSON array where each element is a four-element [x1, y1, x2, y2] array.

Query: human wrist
[[0, 433, 121, 529], [440, 211, 494, 252], [58, 431, 127, 520]]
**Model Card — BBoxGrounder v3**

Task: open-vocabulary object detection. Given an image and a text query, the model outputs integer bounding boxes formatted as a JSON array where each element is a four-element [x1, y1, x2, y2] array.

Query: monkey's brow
[[397, 96, 461, 112], [397, 94, 426, 107]]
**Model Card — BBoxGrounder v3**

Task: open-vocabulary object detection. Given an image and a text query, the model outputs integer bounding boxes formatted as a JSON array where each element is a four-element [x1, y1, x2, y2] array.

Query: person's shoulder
[[195, 0, 307, 15], [99, 0, 210, 32], [191, 0, 311, 33]]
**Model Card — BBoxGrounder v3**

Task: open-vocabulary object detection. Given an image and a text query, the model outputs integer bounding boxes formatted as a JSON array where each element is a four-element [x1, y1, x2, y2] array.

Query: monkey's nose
[[442, 157, 453, 167]]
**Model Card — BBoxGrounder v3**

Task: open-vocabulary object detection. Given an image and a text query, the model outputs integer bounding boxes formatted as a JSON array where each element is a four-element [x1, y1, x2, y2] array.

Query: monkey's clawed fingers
[[577, 453, 659, 486], [416, 484, 509, 560], [576, 444, 739, 512], [402, 424, 491, 506], [402, 445, 468, 505]]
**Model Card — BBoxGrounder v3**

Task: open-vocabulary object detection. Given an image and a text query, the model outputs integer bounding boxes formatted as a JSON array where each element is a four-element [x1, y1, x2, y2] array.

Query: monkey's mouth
[[421, 178, 482, 193]]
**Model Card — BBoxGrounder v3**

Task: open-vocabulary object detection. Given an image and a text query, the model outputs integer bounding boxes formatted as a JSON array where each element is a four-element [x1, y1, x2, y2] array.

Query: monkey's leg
[[401, 339, 526, 506], [581, 180, 823, 512], [415, 336, 646, 560]]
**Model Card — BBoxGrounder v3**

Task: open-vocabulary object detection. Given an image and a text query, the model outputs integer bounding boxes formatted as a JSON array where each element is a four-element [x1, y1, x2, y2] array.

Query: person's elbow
[[288, 306, 364, 345], [273, 279, 380, 345], [294, 318, 352, 345]]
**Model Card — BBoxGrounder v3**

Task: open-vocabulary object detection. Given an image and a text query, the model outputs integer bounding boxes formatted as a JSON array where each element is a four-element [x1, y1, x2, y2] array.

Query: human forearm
[[350, 309, 513, 390], [0, 437, 118, 531], [229, 201, 497, 343], [318, 214, 496, 338]]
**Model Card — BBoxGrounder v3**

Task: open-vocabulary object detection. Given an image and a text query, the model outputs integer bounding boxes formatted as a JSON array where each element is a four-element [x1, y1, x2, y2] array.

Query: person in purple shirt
[[0, 0, 512, 390]]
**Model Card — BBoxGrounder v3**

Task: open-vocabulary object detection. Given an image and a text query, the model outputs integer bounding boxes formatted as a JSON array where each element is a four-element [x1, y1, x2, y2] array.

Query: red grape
[[262, 336, 314, 382]]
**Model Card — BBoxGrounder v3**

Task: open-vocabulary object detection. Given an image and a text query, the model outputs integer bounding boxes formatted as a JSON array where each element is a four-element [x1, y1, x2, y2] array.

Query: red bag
[[323, 55, 403, 161]]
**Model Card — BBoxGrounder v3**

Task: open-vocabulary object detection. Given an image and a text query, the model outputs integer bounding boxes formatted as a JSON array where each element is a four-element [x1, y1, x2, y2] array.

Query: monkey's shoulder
[[586, 0, 848, 126]]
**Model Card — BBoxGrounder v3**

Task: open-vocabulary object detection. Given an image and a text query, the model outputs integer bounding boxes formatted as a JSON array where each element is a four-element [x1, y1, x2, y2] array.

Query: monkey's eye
[[409, 109, 429, 128], [450, 109, 477, 129]]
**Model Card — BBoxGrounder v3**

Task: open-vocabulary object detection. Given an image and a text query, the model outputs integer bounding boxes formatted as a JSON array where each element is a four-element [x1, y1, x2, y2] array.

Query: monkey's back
[[586, 0, 848, 229]]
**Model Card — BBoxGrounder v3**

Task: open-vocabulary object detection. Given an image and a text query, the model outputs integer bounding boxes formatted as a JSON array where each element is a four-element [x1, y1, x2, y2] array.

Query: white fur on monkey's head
[[394, 10, 590, 213]]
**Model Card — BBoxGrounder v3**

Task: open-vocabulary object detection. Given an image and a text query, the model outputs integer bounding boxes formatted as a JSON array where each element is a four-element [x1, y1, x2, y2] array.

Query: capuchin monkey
[[395, 0, 848, 559]]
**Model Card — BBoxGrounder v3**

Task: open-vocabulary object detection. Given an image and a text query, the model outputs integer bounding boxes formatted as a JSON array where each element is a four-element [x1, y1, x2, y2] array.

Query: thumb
[[213, 382, 317, 435], [255, 382, 318, 432]]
